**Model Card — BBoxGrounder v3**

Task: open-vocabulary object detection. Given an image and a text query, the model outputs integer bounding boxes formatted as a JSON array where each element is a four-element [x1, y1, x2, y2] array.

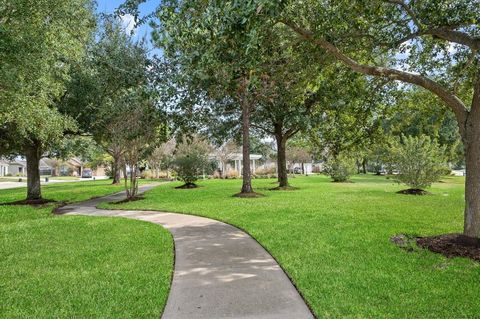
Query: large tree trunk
[[463, 107, 480, 238], [112, 154, 121, 184], [25, 141, 42, 200], [240, 97, 253, 194], [362, 158, 367, 174], [275, 133, 289, 188]]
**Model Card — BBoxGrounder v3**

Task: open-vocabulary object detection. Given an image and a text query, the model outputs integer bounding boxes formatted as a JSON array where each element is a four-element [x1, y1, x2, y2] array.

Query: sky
[[96, 0, 160, 55]]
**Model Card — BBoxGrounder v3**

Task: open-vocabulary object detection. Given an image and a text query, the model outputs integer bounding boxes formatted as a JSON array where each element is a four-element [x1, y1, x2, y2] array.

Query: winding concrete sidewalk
[[56, 185, 314, 319]]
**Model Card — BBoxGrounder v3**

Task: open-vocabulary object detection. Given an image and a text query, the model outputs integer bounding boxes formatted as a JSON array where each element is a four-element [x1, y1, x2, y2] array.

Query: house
[[289, 161, 324, 174], [0, 159, 9, 177], [39, 159, 54, 176], [213, 152, 262, 176], [40, 158, 107, 177], [8, 159, 26, 176]]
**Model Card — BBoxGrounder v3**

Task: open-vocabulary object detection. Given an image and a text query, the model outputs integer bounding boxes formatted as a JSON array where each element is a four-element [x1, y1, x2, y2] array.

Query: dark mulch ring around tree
[[417, 234, 480, 261], [175, 183, 199, 189], [233, 191, 264, 198], [0, 198, 57, 207], [397, 188, 430, 195], [391, 233, 480, 262]]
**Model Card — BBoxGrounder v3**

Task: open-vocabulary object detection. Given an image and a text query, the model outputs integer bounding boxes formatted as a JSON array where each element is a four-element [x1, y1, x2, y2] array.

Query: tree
[[271, 0, 480, 237], [215, 141, 238, 179], [174, 136, 212, 188], [308, 65, 390, 177], [106, 85, 164, 199], [387, 135, 447, 193], [140, 0, 284, 196], [324, 154, 357, 182], [148, 139, 176, 179], [61, 17, 152, 185], [286, 145, 312, 175], [250, 26, 322, 188], [0, 0, 95, 200], [382, 88, 464, 167]]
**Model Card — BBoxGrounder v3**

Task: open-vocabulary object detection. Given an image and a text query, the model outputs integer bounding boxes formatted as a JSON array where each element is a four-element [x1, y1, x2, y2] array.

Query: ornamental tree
[[61, 17, 152, 184], [173, 136, 212, 188], [387, 135, 447, 191]]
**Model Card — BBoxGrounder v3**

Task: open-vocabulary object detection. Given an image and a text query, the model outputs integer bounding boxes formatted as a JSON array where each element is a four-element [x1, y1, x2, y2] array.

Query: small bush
[[174, 153, 210, 186], [324, 154, 356, 182], [387, 135, 447, 190], [174, 136, 212, 187], [226, 170, 239, 179], [255, 167, 276, 175]]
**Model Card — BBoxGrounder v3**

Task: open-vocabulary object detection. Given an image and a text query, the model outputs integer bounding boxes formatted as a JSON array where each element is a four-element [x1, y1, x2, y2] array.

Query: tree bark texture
[[275, 133, 289, 187], [25, 141, 42, 200], [241, 94, 253, 194]]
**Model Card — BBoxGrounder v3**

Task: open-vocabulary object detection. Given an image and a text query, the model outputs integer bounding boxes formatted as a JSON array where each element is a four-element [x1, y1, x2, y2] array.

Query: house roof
[[39, 159, 52, 169], [9, 159, 26, 167], [67, 158, 83, 167]]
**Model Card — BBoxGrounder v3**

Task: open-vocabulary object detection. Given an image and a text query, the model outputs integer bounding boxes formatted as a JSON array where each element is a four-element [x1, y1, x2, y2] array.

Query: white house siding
[[0, 164, 8, 177], [8, 163, 25, 176]]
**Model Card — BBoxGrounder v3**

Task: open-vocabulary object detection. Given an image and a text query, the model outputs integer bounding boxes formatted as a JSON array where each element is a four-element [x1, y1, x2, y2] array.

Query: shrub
[[174, 153, 210, 186], [387, 135, 447, 190], [255, 167, 276, 175], [173, 135, 212, 187], [324, 154, 356, 182], [226, 170, 239, 179]]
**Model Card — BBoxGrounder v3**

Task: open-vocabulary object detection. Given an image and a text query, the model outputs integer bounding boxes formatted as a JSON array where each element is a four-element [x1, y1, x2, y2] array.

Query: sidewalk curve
[[57, 185, 314, 319]]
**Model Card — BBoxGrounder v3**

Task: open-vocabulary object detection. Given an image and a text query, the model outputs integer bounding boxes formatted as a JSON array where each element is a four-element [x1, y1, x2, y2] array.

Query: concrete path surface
[[56, 185, 314, 319]]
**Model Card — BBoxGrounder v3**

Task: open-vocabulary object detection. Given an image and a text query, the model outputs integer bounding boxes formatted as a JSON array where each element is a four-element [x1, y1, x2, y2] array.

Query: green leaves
[[0, 0, 95, 156], [387, 134, 448, 189]]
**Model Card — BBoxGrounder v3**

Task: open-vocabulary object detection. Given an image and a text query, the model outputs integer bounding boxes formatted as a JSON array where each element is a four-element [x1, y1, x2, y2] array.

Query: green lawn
[[0, 179, 152, 204], [101, 175, 480, 318], [0, 180, 174, 318]]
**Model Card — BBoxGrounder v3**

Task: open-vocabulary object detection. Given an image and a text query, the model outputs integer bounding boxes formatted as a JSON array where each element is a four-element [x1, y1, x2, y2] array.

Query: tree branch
[[428, 28, 480, 51], [285, 128, 300, 139], [385, 0, 422, 29], [280, 20, 469, 138], [385, 0, 480, 50]]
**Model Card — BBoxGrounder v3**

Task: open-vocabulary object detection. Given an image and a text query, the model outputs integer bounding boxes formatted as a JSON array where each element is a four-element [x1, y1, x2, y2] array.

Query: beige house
[[214, 153, 262, 176], [8, 159, 26, 176]]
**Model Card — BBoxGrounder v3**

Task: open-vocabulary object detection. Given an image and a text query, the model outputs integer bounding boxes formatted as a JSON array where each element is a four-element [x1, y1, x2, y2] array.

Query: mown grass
[[0, 180, 174, 318], [0, 179, 152, 204], [102, 174, 480, 318]]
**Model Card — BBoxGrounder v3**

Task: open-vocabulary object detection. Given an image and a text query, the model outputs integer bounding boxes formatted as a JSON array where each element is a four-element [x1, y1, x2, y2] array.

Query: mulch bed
[[0, 198, 57, 207], [175, 183, 199, 189], [417, 234, 480, 261], [391, 233, 480, 262], [397, 188, 430, 195]]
